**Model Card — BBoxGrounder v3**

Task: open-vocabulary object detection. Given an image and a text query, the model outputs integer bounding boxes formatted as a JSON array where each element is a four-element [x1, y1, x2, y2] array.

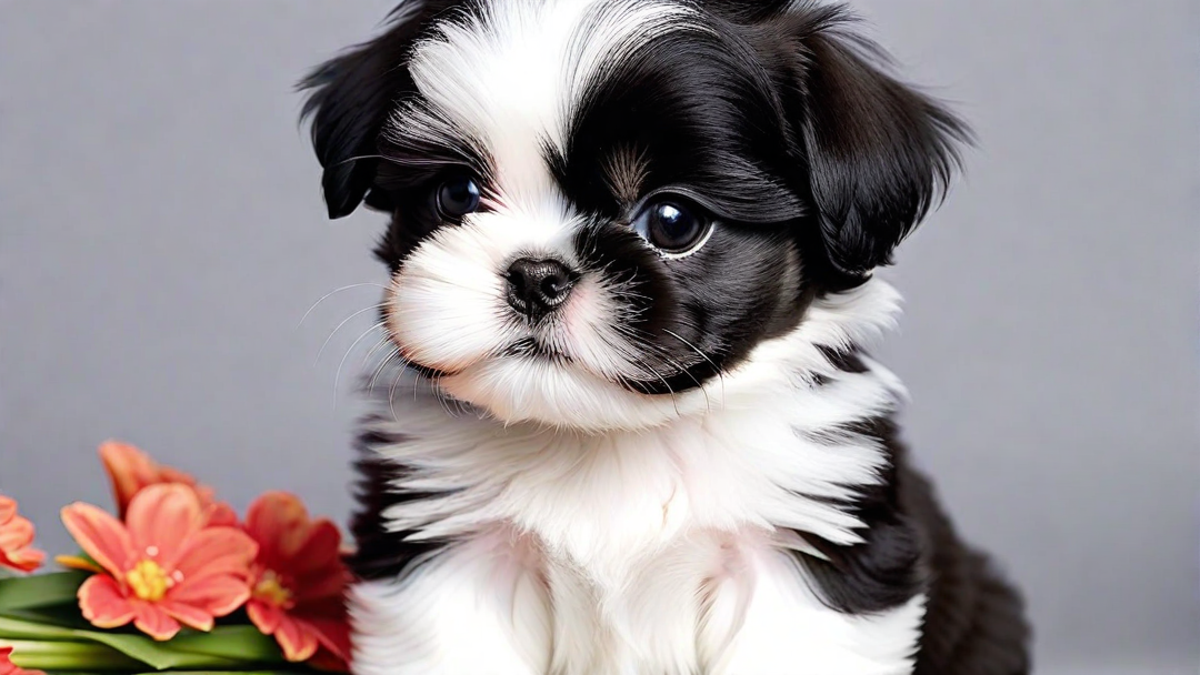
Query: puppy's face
[[303, 0, 966, 431]]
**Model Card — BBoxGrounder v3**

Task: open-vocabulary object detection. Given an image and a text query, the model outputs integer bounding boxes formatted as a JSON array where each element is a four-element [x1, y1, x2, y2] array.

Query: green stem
[[0, 615, 77, 640], [0, 638, 144, 670]]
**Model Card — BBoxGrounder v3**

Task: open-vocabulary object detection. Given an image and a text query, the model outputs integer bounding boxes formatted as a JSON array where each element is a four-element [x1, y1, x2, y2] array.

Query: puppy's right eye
[[434, 175, 481, 221]]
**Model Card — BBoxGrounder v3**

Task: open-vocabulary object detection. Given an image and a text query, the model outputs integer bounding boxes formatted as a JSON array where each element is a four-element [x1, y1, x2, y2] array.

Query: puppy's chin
[[411, 355, 686, 433]]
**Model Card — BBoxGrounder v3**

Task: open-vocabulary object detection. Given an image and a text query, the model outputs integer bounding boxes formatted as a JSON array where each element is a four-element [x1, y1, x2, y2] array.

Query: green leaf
[[0, 638, 143, 670], [132, 671, 313, 675], [168, 626, 285, 664], [2, 605, 97, 631], [0, 615, 79, 640], [0, 609, 298, 671], [0, 614, 250, 669], [74, 633, 245, 670], [44, 671, 317, 675], [0, 572, 88, 611]]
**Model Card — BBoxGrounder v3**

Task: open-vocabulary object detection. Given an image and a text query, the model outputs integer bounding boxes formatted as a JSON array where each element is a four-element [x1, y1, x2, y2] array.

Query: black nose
[[505, 258, 578, 319]]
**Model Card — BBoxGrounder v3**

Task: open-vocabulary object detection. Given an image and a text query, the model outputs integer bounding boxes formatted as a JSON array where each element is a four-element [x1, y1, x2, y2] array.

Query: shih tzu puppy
[[300, 0, 1030, 673]]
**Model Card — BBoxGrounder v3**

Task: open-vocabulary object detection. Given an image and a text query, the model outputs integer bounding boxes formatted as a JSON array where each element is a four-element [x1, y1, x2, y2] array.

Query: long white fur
[[355, 0, 927, 672], [355, 280, 925, 675]]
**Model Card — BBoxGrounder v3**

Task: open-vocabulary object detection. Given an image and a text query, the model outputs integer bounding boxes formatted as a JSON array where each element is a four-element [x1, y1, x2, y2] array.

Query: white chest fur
[[348, 282, 926, 674]]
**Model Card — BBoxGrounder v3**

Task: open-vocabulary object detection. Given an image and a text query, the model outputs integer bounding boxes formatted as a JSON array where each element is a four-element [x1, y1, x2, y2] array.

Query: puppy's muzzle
[[504, 258, 579, 322]]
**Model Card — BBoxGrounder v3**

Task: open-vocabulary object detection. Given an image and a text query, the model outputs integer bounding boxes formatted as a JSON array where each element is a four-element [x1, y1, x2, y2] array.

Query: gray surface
[[1, 1, 1196, 672]]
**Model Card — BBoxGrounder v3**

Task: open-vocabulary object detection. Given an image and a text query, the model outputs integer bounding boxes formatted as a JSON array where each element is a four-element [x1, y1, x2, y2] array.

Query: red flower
[[98, 441, 236, 526], [243, 492, 351, 667], [61, 484, 258, 641], [0, 496, 43, 573], [0, 647, 45, 675]]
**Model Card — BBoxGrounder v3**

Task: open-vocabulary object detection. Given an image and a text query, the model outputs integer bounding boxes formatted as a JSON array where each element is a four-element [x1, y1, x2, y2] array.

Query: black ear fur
[[750, 3, 972, 278], [299, 2, 439, 219]]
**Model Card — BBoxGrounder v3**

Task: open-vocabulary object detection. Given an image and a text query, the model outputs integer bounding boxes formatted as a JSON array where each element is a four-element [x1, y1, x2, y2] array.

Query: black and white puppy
[[301, 1, 1030, 673]]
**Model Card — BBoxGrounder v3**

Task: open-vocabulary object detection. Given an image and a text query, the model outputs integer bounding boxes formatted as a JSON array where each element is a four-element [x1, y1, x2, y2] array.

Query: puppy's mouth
[[394, 331, 721, 395], [499, 337, 573, 363], [395, 336, 572, 380]]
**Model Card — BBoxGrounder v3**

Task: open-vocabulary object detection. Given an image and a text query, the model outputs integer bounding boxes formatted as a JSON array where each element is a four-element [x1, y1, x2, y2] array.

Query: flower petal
[[204, 501, 239, 528], [158, 600, 215, 632], [304, 616, 353, 663], [0, 501, 44, 573], [307, 647, 350, 673], [99, 441, 164, 517], [290, 520, 343, 578], [273, 614, 320, 663], [0, 546, 44, 573], [292, 567, 349, 604], [0, 527, 42, 574], [77, 574, 136, 629], [126, 484, 204, 567], [168, 573, 251, 618], [245, 492, 312, 568], [0, 514, 35, 551], [175, 526, 257, 581], [132, 600, 182, 641], [247, 599, 285, 634], [61, 503, 132, 576]]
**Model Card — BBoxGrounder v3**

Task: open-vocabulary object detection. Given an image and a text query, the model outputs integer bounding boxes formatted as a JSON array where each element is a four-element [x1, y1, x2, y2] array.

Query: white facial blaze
[[387, 207, 577, 372], [384, 0, 708, 426], [406, 0, 703, 178]]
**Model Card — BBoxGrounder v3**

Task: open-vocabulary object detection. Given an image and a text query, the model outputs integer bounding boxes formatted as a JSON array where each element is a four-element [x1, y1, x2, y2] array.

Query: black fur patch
[[793, 410, 1030, 672], [348, 421, 447, 581], [901, 462, 1033, 675], [793, 415, 925, 614], [715, 0, 973, 279]]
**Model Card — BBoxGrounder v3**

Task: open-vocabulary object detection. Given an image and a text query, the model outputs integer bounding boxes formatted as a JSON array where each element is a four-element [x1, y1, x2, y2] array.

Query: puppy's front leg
[[349, 533, 551, 675]]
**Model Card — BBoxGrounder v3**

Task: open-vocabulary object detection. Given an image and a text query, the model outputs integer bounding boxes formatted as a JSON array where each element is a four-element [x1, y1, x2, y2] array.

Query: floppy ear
[[299, 3, 433, 219], [784, 9, 971, 277]]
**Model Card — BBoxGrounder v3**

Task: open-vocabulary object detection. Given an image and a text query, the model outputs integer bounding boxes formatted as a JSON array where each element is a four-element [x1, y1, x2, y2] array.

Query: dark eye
[[434, 175, 481, 220], [631, 198, 712, 256]]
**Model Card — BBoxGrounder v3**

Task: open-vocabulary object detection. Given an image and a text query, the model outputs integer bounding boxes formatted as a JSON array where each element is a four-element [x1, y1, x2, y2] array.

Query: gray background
[[1, 1, 1196, 673]]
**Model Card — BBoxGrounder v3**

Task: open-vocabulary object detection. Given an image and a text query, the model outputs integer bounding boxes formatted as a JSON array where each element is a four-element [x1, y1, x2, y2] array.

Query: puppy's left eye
[[434, 175, 482, 220], [631, 198, 713, 256]]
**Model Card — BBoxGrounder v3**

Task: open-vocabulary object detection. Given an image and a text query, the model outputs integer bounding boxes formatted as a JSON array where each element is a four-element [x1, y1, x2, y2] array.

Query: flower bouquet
[[0, 442, 352, 674]]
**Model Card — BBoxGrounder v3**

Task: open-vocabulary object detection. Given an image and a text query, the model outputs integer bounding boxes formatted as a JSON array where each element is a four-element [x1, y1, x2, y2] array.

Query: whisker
[[297, 283, 389, 329], [389, 367, 405, 422], [644, 363, 680, 417], [334, 321, 387, 407], [606, 325, 681, 412], [361, 334, 393, 370], [664, 329, 726, 405], [606, 324, 707, 413], [368, 346, 400, 393], [315, 304, 384, 366], [433, 374, 457, 417]]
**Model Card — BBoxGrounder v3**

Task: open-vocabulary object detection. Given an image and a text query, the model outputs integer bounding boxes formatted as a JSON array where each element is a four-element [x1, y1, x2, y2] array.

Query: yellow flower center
[[125, 559, 172, 602], [253, 569, 294, 608]]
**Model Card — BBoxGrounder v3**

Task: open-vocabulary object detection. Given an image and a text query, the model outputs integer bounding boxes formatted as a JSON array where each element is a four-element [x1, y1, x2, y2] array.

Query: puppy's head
[[302, 0, 968, 431]]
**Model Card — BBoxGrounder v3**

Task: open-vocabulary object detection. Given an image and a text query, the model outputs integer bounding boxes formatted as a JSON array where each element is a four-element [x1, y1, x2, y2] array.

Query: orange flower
[[0, 496, 43, 573], [243, 492, 352, 666], [61, 484, 258, 641], [0, 647, 45, 675], [98, 441, 236, 526]]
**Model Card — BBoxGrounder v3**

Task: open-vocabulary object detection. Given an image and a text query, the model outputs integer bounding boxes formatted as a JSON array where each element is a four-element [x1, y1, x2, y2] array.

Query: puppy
[[301, 1, 1030, 673]]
